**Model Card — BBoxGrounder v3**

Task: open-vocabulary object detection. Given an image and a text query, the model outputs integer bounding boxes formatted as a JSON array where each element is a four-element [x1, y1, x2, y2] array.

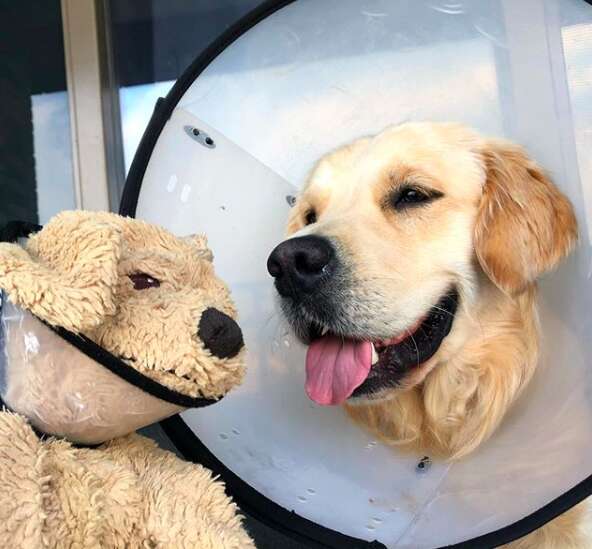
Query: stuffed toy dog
[[0, 211, 254, 548]]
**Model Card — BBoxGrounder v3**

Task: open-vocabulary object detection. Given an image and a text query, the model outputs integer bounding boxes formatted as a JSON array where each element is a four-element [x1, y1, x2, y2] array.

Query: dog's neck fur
[[345, 282, 539, 460]]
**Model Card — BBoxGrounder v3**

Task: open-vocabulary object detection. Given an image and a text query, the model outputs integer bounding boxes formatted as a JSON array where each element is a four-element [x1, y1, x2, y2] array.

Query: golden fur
[[0, 211, 253, 548], [285, 123, 580, 546]]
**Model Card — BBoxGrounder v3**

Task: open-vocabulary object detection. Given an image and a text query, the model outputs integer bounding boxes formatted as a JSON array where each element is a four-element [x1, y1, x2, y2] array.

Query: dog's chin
[[286, 287, 459, 405]]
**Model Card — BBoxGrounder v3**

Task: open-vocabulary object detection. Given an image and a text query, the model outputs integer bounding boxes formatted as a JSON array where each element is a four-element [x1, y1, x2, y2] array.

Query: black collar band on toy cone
[[0, 220, 220, 409]]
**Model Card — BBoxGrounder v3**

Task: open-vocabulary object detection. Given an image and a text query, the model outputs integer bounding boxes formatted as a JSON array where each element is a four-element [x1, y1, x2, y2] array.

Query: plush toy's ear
[[183, 234, 214, 262], [474, 140, 578, 295], [0, 211, 123, 332]]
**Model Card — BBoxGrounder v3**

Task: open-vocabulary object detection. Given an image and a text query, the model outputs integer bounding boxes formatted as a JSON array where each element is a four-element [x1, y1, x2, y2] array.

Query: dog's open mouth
[[303, 288, 459, 405]]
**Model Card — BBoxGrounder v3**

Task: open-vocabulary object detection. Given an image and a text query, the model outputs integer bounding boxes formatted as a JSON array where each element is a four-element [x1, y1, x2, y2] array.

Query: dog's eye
[[391, 186, 442, 210], [304, 209, 317, 225], [129, 273, 160, 290]]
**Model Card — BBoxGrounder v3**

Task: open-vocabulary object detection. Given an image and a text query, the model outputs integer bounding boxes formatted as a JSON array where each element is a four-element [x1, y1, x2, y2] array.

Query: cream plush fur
[[0, 211, 254, 548]]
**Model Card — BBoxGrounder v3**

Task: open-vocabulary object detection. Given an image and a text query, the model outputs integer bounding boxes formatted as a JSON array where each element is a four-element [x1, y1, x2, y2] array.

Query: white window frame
[[61, 0, 124, 212]]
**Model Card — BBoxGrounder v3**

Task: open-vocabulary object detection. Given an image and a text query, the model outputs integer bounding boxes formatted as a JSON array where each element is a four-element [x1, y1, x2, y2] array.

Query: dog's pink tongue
[[305, 335, 372, 405]]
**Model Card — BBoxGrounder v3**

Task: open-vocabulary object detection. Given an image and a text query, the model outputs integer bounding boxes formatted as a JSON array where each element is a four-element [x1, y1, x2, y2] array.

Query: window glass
[[108, 0, 263, 173], [0, 0, 75, 226]]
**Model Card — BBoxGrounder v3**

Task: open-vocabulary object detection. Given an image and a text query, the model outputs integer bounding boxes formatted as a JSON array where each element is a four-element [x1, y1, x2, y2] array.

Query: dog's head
[[0, 211, 245, 400], [268, 123, 577, 405]]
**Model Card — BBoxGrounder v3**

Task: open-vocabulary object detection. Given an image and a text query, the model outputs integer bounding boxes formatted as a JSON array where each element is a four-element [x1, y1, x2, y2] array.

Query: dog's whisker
[[431, 305, 456, 318], [408, 330, 420, 367]]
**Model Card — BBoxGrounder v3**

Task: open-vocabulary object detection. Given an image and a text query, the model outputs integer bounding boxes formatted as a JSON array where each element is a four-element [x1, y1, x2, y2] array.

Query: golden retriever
[[267, 122, 583, 547]]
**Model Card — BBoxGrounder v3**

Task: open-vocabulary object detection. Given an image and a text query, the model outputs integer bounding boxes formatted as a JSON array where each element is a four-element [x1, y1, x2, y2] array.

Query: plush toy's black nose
[[198, 308, 244, 359], [267, 235, 335, 297]]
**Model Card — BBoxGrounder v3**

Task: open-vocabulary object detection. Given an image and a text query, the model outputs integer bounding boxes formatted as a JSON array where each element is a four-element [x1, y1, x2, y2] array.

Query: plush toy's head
[[0, 211, 245, 442]]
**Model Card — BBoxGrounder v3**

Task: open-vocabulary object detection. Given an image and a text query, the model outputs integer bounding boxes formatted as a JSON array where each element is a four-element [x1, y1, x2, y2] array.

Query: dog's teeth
[[371, 343, 379, 365], [321, 326, 329, 336]]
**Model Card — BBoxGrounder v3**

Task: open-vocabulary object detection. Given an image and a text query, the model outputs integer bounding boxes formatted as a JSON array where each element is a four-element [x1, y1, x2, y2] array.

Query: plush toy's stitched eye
[[390, 186, 443, 210], [304, 209, 317, 225], [129, 273, 160, 290]]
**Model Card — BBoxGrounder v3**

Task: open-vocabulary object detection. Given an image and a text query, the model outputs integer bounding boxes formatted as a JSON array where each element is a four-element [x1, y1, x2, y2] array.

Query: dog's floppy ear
[[0, 211, 123, 332], [474, 140, 578, 294]]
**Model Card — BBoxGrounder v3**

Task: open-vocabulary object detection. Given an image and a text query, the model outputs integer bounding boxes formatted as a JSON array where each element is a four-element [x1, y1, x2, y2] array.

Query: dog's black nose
[[267, 235, 335, 297], [198, 308, 244, 359]]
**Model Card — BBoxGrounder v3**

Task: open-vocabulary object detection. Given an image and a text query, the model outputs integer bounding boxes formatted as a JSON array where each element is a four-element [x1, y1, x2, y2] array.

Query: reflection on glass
[[31, 92, 76, 223], [120, 81, 174, 173]]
